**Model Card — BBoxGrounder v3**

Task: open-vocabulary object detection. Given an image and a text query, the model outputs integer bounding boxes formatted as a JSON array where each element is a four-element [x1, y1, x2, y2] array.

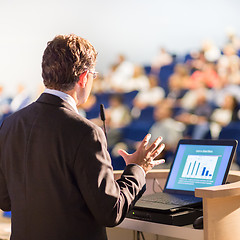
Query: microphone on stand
[[100, 104, 107, 140]]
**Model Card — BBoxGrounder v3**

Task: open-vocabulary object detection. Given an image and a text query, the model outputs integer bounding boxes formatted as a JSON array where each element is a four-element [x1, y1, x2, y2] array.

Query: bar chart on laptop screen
[[181, 155, 219, 179]]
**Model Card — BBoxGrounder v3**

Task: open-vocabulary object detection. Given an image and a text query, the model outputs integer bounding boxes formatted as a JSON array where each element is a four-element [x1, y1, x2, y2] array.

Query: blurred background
[[1, 0, 240, 170], [1, 0, 240, 94]]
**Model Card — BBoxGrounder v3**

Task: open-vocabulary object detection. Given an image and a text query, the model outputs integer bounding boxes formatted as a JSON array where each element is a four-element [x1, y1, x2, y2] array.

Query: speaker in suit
[[0, 34, 165, 240]]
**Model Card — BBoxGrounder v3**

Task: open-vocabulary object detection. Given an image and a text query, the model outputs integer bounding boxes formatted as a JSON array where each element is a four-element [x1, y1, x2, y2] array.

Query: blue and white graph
[[181, 155, 218, 179]]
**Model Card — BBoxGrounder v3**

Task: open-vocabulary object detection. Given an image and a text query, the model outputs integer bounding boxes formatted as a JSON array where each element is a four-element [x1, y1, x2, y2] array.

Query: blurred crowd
[[1, 31, 240, 169]]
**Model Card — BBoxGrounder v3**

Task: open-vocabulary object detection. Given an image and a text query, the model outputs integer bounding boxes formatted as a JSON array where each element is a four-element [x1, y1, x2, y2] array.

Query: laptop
[[130, 139, 237, 215]]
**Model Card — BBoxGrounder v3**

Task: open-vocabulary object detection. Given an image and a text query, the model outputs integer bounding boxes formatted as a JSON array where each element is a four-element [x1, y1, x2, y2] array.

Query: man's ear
[[78, 71, 88, 88]]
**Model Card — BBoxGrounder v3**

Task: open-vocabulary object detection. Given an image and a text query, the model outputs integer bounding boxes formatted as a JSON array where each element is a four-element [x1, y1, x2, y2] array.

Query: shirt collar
[[43, 88, 78, 114]]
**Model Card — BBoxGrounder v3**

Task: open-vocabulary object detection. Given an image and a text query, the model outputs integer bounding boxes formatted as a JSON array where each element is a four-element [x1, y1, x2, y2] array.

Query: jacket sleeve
[[0, 167, 11, 211], [0, 123, 11, 211], [73, 125, 146, 227]]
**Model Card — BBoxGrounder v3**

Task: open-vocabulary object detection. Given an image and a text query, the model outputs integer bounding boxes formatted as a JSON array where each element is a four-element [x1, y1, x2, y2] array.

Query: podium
[[0, 169, 240, 240], [109, 169, 240, 240]]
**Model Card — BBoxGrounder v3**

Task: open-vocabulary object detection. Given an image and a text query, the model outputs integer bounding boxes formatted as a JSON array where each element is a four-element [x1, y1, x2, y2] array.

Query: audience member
[[105, 94, 132, 148], [176, 89, 212, 139], [106, 54, 134, 92], [217, 44, 240, 85], [189, 62, 220, 89], [208, 75, 240, 108], [133, 75, 165, 110], [149, 101, 184, 162], [210, 94, 239, 138], [225, 28, 240, 53], [106, 94, 132, 129], [180, 83, 208, 111], [188, 50, 206, 73], [167, 64, 190, 108], [151, 47, 173, 75], [201, 39, 221, 63], [126, 65, 150, 92]]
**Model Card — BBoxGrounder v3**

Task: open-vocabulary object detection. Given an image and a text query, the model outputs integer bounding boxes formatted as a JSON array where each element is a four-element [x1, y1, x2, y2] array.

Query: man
[[0, 34, 165, 240]]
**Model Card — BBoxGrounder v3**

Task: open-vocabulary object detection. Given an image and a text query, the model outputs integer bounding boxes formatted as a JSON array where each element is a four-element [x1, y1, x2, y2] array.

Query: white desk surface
[[119, 218, 203, 240]]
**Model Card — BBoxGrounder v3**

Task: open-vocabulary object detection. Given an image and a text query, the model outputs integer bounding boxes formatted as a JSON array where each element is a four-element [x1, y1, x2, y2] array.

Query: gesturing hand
[[118, 134, 165, 173]]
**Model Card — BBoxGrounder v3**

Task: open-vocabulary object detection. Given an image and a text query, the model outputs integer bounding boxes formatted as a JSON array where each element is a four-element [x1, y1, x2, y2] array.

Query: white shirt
[[44, 88, 78, 114]]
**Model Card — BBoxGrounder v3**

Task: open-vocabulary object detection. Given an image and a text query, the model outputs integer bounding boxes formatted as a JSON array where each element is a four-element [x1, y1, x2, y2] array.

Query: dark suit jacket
[[0, 93, 146, 240]]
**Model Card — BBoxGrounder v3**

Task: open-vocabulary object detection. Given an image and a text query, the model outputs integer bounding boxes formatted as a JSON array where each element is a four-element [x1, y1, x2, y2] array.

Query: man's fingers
[[151, 143, 165, 159], [146, 137, 162, 153], [118, 149, 129, 158], [150, 159, 165, 167], [139, 134, 151, 149]]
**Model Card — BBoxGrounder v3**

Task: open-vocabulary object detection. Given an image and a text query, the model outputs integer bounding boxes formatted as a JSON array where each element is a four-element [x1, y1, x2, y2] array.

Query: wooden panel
[[114, 169, 240, 240], [203, 195, 240, 240], [195, 171, 240, 198]]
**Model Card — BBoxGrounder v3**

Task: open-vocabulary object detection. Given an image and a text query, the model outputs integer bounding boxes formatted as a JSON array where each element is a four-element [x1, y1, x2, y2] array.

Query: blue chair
[[111, 156, 126, 170], [122, 107, 155, 142], [158, 63, 175, 95], [184, 53, 193, 63], [218, 121, 240, 166], [122, 91, 138, 109], [143, 66, 152, 75], [95, 93, 111, 109], [85, 102, 100, 119], [122, 122, 151, 142], [85, 93, 112, 119], [238, 49, 240, 57], [137, 106, 155, 123]]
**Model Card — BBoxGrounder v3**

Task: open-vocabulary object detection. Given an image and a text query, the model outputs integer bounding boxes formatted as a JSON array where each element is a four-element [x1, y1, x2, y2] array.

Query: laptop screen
[[164, 139, 237, 194]]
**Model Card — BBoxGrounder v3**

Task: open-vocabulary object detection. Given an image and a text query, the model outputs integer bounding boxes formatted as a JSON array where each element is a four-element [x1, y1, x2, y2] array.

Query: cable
[[137, 231, 140, 240], [136, 231, 146, 240], [140, 232, 146, 240]]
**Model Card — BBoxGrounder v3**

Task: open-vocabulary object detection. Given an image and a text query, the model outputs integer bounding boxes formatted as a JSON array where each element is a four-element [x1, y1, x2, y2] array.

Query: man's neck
[[64, 89, 78, 105], [44, 88, 79, 113]]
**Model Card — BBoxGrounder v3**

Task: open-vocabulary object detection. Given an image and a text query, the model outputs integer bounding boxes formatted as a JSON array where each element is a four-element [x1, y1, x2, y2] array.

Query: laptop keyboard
[[141, 193, 199, 205]]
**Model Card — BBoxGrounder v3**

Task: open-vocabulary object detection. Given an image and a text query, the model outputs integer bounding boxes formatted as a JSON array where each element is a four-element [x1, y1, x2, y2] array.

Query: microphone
[[100, 104, 107, 139]]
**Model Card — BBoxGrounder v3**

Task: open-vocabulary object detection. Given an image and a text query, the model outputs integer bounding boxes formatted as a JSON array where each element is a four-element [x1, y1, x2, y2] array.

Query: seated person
[[132, 75, 165, 117], [189, 62, 220, 89], [106, 54, 134, 93], [125, 65, 150, 92], [210, 94, 239, 138], [176, 90, 212, 139], [166, 64, 190, 112], [105, 94, 132, 148], [149, 100, 184, 164], [151, 47, 173, 75]]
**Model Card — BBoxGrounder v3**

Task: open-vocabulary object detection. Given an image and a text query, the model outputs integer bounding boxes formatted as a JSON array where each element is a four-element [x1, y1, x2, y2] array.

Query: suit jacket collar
[[36, 93, 77, 113]]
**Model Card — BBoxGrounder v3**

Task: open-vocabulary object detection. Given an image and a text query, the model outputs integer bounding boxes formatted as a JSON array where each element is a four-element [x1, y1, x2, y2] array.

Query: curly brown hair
[[42, 34, 97, 91]]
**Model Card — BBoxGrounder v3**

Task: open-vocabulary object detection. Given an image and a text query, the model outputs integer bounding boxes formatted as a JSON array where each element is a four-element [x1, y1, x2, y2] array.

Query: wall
[[0, 0, 240, 95]]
